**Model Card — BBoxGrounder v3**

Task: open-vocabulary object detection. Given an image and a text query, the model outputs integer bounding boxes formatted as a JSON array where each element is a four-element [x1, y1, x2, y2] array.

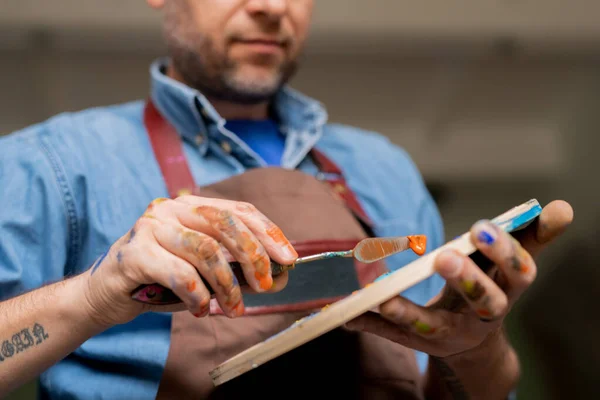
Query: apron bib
[[144, 100, 424, 399]]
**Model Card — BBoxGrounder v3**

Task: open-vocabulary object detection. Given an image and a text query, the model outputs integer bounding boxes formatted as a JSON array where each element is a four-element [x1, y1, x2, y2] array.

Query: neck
[[166, 64, 271, 120]]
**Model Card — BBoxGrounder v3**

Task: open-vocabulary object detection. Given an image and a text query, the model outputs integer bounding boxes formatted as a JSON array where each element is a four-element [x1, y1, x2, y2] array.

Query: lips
[[231, 38, 288, 57], [235, 39, 285, 47]]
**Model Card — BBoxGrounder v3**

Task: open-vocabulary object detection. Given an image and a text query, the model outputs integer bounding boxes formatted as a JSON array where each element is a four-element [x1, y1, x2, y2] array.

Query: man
[[0, 1, 573, 399]]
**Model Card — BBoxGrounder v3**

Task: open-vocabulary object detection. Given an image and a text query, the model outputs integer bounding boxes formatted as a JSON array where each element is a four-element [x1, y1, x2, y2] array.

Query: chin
[[229, 67, 283, 93]]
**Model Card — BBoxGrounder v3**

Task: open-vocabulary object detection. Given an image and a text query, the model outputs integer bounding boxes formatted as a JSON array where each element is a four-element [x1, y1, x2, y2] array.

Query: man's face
[[155, 0, 314, 104]]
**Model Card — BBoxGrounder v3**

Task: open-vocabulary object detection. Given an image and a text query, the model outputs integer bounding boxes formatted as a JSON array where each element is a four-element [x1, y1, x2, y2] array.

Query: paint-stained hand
[[346, 200, 573, 358], [80, 196, 297, 327]]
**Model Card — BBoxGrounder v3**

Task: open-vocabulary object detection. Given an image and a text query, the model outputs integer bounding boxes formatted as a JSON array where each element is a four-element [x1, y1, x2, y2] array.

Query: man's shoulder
[[0, 100, 146, 173], [319, 122, 420, 179], [1, 100, 145, 150]]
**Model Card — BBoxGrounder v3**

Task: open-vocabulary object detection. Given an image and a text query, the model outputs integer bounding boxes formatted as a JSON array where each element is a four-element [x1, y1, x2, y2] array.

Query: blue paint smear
[[492, 200, 542, 233], [90, 251, 108, 275]]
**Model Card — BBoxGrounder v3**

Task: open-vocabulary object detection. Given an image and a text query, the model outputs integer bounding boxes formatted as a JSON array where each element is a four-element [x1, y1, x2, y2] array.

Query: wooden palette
[[209, 199, 543, 386]]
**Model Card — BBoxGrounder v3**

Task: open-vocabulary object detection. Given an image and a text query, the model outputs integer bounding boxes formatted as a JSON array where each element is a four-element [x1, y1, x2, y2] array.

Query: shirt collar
[[149, 57, 328, 165]]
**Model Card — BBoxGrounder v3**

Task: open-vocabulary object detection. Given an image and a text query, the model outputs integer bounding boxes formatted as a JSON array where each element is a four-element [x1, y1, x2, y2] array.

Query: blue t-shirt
[[225, 119, 286, 166]]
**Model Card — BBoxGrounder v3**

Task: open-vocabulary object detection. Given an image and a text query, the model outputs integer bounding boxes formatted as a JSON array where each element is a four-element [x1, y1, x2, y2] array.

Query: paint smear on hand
[[266, 224, 297, 258], [413, 320, 436, 335], [477, 308, 491, 318], [255, 273, 273, 291], [407, 235, 427, 256]]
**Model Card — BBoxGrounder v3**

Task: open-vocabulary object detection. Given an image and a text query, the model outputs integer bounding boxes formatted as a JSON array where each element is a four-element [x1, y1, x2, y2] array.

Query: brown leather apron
[[144, 101, 424, 399]]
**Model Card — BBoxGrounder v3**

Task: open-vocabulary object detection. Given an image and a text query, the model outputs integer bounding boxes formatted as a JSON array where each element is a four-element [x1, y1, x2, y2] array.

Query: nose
[[245, 0, 288, 20]]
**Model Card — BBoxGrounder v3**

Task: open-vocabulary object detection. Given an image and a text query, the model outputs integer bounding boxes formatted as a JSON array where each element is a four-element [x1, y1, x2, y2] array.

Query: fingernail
[[474, 220, 497, 245], [259, 275, 273, 291], [281, 243, 298, 260], [231, 301, 245, 317], [437, 251, 463, 278]]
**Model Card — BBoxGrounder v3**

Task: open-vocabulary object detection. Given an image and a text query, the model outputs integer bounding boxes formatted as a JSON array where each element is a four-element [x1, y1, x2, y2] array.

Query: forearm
[[0, 273, 107, 394], [424, 329, 520, 400]]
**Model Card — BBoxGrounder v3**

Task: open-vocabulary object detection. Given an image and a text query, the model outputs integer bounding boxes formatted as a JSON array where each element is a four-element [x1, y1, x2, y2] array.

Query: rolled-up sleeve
[[0, 130, 70, 301]]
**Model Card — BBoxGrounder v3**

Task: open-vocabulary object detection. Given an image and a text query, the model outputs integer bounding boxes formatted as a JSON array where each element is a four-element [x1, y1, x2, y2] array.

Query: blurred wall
[[1, 1, 599, 399]]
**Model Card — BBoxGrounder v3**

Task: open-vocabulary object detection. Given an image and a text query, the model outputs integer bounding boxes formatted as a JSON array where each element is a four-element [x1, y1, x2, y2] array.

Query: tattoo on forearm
[[431, 356, 470, 400], [0, 323, 49, 362]]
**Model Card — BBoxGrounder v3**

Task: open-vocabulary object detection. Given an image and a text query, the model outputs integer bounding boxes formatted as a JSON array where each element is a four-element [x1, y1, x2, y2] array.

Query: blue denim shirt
[[0, 58, 445, 399]]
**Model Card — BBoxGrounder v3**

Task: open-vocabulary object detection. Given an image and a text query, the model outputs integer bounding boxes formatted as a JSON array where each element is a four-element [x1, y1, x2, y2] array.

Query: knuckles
[[195, 237, 222, 260], [235, 201, 258, 215], [379, 298, 405, 323]]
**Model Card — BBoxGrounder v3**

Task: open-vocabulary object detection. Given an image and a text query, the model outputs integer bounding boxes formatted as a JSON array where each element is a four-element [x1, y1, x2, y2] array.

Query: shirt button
[[220, 141, 232, 154], [195, 135, 204, 146]]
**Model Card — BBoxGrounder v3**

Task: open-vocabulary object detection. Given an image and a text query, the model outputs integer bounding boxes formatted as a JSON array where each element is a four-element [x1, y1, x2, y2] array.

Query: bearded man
[[0, 1, 573, 399]]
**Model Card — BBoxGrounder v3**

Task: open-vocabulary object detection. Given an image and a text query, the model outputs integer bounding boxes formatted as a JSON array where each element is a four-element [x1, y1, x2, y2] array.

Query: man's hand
[[81, 196, 297, 328], [346, 200, 573, 358]]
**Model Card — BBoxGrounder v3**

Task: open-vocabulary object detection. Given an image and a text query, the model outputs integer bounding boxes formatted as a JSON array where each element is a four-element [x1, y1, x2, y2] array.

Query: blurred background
[[1, 1, 598, 399]]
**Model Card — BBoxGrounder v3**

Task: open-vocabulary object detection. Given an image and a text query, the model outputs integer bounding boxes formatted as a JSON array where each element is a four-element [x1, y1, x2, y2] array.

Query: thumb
[[513, 200, 574, 259]]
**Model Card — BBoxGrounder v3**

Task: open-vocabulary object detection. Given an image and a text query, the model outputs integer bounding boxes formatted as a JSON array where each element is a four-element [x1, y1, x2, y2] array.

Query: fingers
[[176, 197, 298, 264], [469, 220, 537, 303], [196, 206, 273, 292], [346, 311, 415, 345], [512, 200, 574, 258], [134, 196, 295, 295], [123, 229, 212, 318], [435, 249, 508, 320], [230, 201, 298, 264], [241, 270, 289, 294], [152, 222, 244, 317], [378, 296, 450, 338]]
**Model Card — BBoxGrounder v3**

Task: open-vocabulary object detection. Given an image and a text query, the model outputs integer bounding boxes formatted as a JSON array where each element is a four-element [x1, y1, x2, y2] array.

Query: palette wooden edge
[[209, 199, 543, 386]]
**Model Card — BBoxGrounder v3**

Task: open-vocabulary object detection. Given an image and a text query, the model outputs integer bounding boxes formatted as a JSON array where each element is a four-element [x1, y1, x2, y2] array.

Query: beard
[[163, 5, 299, 105]]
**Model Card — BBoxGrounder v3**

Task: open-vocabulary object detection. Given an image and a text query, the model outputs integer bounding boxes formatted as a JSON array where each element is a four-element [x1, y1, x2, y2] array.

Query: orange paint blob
[[477, 309, 491, 317], [258, 275, 273, 291], [408, 235, 427, 256], [186, 280, 197, 293]]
